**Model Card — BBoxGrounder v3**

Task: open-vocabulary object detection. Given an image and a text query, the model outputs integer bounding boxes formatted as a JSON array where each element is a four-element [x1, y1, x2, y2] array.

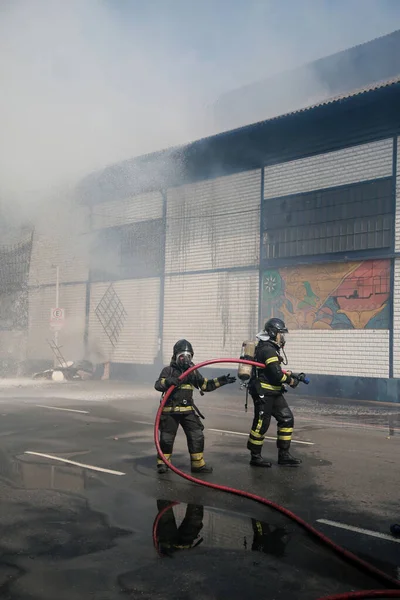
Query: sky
[[1, 0, 400, 204]]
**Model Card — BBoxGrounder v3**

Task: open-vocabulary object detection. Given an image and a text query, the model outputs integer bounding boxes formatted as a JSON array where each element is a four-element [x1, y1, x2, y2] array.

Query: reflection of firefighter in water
[[154, 500, 204, 556], [250, 518, 290, 557]]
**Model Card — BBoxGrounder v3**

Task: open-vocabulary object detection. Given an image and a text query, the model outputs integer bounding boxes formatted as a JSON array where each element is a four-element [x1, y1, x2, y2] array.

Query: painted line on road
[[206, 406, 400, 434], [208, 428, 314, 445], [317, 519, 400, 543], [35, 405, 89, 414], [24, 451, 125, 476]]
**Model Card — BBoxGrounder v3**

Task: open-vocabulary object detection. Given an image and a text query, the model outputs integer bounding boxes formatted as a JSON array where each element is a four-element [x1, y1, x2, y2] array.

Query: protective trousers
[[156, 500, 204, 552], [158, 412, 206, 469], [247, 393, 294, 454]]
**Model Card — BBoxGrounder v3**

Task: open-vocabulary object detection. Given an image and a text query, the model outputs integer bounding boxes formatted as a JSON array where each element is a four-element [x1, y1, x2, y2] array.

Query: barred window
[[90, 219, 164, 281], [262, 178, 393, 260]]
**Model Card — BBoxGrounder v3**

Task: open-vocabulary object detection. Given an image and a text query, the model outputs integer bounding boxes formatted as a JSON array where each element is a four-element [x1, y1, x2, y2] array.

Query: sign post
[[50, 307, 65, 333]]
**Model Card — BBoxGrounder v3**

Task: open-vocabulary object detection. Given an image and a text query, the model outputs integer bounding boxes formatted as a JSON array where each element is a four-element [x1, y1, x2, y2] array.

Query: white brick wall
[[165, 171, 260, 273], [286, 329, 389, 378], [392, 259, 400, 377], [88, 279, 160, 365], [163, 270, 259, 364], [395, 138, 400, 252], [27, 284, 87, 360], [91, 191, 163, 230], [264, 138, 393, 199]]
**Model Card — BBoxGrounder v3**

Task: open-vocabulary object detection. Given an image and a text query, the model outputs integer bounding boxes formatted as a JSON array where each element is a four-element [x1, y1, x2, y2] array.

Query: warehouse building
[[213, 29, 400, 131], [2, 75, 400, 403]]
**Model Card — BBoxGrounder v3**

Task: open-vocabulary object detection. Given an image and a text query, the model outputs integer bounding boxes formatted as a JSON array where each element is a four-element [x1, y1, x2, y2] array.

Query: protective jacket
[[252, 340, 289, 396], [155, 362, 230, 414]]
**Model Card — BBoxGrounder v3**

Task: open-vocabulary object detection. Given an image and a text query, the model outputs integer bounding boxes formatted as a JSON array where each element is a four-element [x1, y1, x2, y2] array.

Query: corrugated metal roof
[[265, 74, 400, 122]]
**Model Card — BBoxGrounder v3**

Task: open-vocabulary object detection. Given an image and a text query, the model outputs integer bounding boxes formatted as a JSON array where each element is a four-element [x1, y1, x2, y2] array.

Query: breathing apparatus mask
[[173, 339, 194, 372], [260, 318, 289, 364], [176, 351, 193, 371]]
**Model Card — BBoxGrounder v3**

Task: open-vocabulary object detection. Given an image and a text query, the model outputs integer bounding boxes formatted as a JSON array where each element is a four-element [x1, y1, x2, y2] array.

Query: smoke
[[1, 0, 399, 214], [0, 0, 214, 217]]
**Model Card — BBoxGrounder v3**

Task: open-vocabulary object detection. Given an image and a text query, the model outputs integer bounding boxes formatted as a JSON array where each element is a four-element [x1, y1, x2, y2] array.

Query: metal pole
[[55, 266, 60, 348]]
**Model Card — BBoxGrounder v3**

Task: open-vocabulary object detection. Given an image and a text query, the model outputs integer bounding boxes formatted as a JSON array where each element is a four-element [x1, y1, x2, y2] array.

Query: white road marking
[[35, 404, 89, 414], [24, 451, 125, 476], [208, 428, 314, 445], [317, 519, 400, 543]]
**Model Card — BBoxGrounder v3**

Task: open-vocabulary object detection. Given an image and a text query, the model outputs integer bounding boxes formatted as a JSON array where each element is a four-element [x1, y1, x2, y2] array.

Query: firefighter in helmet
[[155, 339, 236, 474], [247, 318, 302, 467]]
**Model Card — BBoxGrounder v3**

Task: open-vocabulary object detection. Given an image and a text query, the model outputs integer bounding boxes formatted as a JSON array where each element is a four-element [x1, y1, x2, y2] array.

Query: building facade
[[3, 76, 400, 402]]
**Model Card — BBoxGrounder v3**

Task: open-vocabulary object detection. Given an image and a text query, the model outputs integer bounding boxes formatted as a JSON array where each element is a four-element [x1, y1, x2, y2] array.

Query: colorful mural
[[261, 260, 390, 330]]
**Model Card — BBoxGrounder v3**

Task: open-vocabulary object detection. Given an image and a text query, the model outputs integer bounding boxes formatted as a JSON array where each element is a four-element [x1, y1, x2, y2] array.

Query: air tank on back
[[238, 340, 257, 381]]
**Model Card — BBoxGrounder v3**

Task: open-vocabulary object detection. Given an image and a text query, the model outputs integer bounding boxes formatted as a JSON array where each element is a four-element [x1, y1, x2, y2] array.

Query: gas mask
[[176, 351, 193, 371], [276, 332, 286, 348]]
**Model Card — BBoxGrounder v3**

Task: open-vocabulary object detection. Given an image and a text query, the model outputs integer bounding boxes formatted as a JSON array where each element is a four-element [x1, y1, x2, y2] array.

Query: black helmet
[[173, 339, 194, 370], [264, 318, 288, 345]]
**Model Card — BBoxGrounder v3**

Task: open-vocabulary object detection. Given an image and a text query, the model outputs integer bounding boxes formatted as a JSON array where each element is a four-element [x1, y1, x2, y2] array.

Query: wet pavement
[[0, 379, 399, 599]]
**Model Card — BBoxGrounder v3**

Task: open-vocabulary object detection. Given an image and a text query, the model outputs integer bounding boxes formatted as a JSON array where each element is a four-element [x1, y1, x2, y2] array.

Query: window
[[90, 219, 164, 281], [262, 178, 393, 260]]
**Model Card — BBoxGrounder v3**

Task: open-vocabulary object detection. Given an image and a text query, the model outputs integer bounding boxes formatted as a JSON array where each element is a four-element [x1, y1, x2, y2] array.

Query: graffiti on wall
[[261, 260, 390, 330]]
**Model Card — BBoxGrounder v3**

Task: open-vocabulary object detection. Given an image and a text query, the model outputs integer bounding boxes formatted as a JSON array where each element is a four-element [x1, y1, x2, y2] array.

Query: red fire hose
[[154, 358, 400, 599]]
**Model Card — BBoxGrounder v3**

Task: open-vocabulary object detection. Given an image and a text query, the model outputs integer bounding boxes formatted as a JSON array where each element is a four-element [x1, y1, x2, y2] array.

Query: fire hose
[[154, 358, 400, 599]]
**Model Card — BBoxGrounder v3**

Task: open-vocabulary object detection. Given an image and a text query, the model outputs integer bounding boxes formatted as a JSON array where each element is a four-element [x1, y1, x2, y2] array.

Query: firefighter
[[155, 500, 204, 556], [155, 339, 236, 474], [247, 318, 302, 467], [251, 518, 289, 557]]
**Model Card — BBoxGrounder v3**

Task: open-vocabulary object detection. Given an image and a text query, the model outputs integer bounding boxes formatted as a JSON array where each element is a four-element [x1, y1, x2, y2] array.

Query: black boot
[[250, 453, 272, 468], [191, 464, 213, 474], [157, 463, 169, 474], [278, 450, 302, 466]]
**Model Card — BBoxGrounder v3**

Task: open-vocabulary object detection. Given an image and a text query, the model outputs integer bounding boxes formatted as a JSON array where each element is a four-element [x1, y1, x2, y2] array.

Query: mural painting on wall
[[261, 260, 390, 330]]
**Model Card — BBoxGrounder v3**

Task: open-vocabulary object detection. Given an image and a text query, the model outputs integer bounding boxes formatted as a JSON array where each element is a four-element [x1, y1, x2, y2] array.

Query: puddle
[[153, 500, 292, 557], [0, 450, 396, 599]]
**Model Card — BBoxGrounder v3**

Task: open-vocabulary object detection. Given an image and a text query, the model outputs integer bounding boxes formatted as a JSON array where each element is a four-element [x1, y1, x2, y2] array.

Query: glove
[[218, 373, 237, 385], [295, 372, 307, 383], [165, 376, 180, 388], [289, 377, 299, 389]]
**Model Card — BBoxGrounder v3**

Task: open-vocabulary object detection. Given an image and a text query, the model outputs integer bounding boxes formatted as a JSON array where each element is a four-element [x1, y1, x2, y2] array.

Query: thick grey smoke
[[0, 0, 213, 216], [0, 0, 398, 215]]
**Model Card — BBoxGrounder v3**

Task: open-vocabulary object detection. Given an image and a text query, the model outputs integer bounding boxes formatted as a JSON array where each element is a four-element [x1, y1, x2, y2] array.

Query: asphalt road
[[0, 379, 399, 599]]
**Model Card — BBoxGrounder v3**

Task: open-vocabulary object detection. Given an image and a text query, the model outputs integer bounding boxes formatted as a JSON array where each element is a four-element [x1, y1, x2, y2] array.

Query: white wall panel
[[27, 284, 86, 360], [264, 139, 393, 199], [287, 329, 389, 378], [88, 278, 160, 365], [393, 259, 400, 377], [163, 270, 259, 365], [91, 191, 163, 230], [165, 170, 260, 274], [395, 138, 400, 252]]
